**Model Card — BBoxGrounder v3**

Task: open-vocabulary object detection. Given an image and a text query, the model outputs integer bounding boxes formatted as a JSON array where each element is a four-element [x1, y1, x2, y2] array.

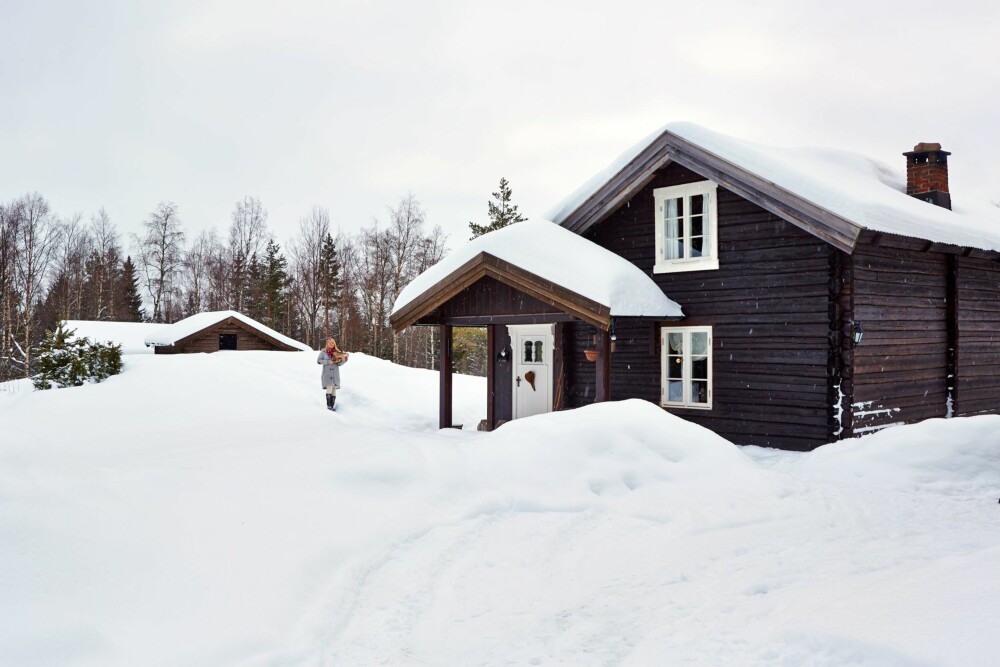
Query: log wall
[[850, 243, 949, 433], [955, 255, 1000, 415], [575, 163, 833, 450]]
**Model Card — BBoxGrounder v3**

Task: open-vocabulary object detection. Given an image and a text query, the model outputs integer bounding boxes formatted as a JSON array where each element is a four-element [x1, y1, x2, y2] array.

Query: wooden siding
[[421, 276, 570, 326], [850, 244, 949, 432], [574, 163, 832, 450], [955, 256, 1000, 415]]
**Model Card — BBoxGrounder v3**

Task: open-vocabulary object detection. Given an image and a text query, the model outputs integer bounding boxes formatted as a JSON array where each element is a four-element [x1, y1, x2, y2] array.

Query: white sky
[[2, 0, 999, 252]]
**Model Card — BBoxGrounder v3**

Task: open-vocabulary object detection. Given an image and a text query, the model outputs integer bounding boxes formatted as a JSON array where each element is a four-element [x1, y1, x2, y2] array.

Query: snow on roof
[[392, 220, 683, 319], [547, 121, 1000, 252], [66, 320, 165, 355], [143, 311, 312, 351]]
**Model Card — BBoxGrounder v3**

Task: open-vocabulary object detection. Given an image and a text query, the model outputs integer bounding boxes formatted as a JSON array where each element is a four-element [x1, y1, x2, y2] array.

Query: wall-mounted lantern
[[853, 321, 864, 346]]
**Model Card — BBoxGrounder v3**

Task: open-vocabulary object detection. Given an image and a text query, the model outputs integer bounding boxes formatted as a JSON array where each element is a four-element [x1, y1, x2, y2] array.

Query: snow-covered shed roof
[[391, 220, 683, 330], [66, 320, 165, 355], [548, 122, 1000, 254], [144, 311, 311, 351]]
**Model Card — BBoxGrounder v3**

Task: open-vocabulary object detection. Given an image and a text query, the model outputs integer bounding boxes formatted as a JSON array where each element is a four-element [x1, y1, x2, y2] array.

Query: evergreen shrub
[[32, 322, 124, 390]]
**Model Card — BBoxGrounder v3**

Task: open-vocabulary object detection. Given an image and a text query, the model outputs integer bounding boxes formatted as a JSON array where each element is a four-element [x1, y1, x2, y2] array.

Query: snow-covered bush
[[32, 322, 123, 390]]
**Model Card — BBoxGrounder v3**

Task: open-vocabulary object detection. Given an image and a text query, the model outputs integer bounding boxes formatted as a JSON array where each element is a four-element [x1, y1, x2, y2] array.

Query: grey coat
[[317, 350, 348, 388]]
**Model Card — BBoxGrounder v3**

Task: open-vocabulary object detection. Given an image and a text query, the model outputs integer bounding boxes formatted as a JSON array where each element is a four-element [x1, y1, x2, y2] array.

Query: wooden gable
[[389, 251, 614, 332]]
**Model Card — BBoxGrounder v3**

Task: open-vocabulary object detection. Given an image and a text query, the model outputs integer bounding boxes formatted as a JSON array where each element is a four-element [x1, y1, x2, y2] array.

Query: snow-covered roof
[[143, 311, 311, 351], [66, 321, 165, 355], [392, 220, 683, 320], [547, 121, 1000, 253]]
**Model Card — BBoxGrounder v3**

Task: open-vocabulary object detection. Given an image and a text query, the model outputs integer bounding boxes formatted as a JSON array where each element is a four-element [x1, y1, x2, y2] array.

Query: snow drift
[[1, 351, 998, 666]]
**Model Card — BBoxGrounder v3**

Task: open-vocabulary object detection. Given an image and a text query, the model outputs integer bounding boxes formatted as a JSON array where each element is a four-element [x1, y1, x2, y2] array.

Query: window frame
[[660, 325, 713, 410], [653, 181, 719, 273]]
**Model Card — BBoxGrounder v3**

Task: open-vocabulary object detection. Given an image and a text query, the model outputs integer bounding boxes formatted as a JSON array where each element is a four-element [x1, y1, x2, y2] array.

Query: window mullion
[[682, 196, 691, 260], [683, 330, 691, 406]]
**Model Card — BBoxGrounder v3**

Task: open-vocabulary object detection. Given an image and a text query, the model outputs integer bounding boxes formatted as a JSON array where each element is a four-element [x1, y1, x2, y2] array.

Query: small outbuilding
[[143, 311, 310, 354]]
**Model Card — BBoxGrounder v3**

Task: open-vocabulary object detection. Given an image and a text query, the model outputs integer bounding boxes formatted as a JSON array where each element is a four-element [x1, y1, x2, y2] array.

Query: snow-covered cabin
[[391, 123, 1000, 450], [143, 311, 310, 354]]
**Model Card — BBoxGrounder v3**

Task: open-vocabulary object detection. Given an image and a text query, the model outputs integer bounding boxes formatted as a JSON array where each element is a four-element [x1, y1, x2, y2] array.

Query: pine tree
[[469, 177, 527, 239], [119, 256, 145, 322], [320, 233, 342, 338]]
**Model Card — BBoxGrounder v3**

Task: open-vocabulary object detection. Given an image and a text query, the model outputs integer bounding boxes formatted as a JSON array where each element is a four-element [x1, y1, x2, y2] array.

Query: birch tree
[[14, 193, 59, 376], [135, 201, 185, 323]]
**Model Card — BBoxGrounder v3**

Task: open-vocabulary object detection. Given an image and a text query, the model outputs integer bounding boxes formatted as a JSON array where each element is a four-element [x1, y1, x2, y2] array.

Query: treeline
[[0, 191, 457, 381]]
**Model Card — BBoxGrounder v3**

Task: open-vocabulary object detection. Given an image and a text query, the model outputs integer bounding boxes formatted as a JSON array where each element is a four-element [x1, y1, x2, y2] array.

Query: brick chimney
[[903, 142, 951, 209]]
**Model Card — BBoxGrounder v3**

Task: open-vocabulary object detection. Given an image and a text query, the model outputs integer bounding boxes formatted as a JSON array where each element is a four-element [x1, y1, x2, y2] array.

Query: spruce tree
[[320, 233, 341, 338], [469, 177, 527, 239], [119, 256, 146, 322], [259, 240, 289, 330]]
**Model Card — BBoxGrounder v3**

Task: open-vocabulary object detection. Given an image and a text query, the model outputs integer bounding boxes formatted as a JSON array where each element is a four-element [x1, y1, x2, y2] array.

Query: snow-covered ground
[[1, 352, 998, 666]]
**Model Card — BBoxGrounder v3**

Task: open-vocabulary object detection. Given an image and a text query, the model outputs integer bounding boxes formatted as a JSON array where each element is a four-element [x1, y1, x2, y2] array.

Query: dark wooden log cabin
[[392, 127, 1000, 450], [146, 311, 308, 354]]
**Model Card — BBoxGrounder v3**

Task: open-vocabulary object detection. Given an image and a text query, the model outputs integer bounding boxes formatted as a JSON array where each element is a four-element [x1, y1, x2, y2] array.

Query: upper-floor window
[[654, 181, 719, 273]]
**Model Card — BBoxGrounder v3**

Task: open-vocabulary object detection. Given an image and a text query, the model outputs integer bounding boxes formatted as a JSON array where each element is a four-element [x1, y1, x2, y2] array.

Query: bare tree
[[134, 201, 185, 323], [290, 207, 330, 348], [88, 208, 122, 320], [0, 201, 22, 380], [228, 195, 269, 311], [13, 193, 59, 376], [182, 228, 222, 316], [51, 213, 91, 321]]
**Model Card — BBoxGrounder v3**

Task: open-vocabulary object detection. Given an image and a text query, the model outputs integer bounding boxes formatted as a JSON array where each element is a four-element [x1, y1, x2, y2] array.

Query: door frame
[[509, 324, 555, 419]]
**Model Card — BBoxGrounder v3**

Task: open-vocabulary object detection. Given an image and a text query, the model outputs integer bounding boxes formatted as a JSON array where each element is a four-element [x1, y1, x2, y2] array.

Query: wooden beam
[[486, 324, 496, 429], [946, 254, 959, 416], [439, 324, 453, 429], [595, 328, 611, 402]]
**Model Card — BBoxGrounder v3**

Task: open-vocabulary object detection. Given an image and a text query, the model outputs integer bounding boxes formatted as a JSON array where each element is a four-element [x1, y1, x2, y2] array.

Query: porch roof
[[390, 220, 682, 331]]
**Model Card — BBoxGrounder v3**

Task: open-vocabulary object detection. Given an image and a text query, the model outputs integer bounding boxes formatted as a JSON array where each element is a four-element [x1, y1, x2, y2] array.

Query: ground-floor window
[[660, 326, 712, 409]]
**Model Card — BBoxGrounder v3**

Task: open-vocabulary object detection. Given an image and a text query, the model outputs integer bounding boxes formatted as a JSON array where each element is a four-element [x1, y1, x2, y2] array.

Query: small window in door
[[522, 339, 544, 364], [219, 334, 238, 350]]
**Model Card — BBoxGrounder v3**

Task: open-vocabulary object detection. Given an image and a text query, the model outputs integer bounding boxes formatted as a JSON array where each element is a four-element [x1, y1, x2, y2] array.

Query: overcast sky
[[2, 0, 998, 251]]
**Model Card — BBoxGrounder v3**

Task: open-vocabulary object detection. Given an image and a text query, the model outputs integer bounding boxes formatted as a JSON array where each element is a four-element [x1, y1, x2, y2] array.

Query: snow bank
[[65, 320, 164, 355], [392, 220, 683, 319], [2, 350, 999, 666], [547, 121, 1000, 252], [780, 415, 1000, 499]]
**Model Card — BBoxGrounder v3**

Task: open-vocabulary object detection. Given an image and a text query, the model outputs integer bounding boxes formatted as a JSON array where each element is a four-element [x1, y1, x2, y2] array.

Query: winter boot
[[326, 394, 335, 411], [329, 396, 337, 412]]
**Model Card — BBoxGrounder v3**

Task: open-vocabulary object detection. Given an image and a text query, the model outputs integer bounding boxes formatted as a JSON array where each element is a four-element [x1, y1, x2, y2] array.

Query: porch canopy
[[389, 220, 682, 428]]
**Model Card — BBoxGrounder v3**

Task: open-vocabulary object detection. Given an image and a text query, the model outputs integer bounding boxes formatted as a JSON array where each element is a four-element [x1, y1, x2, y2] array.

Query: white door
[[510, 324, 554, 419]]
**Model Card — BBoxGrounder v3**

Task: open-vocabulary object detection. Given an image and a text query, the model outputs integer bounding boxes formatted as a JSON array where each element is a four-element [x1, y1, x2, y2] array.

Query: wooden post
[[486, 324, 496, 429], [946, 254, 959, 416], [595, 328, 611, 402], [439, 325, 453, 428]]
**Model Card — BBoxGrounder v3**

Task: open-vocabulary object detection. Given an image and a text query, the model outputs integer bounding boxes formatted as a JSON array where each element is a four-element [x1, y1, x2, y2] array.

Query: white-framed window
[[654, 181, 719, 273], [660, 326, 712, 409]]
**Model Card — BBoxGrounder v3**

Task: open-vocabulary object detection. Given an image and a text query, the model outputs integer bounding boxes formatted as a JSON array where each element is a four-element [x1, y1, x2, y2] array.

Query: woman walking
[[317, 338, 349, 411]]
